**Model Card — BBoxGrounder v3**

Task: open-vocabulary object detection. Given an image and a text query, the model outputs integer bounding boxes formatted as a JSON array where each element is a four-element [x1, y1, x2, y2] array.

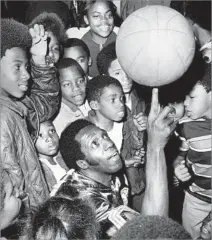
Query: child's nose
[[22, 69, 30, 81]]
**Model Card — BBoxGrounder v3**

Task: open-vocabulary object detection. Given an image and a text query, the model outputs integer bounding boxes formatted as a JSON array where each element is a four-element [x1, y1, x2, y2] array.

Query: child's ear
[[84, 15, 89, 25], [90, 100, 98, 110], [76, 160, 89, 170], [88, 57, 92, 67]]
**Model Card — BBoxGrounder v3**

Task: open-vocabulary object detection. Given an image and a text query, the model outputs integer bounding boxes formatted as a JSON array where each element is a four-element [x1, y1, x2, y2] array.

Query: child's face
[[184, 83, 211, 120], [85, 0, 114, 39], [48, 31, 60, 63], [35, 121, 59, 157], [1, 181, 21, 230], [59, 66, 87, 107], [63, 46, 91, 75], [95, 84, 125, 122], [1, 47, 30, 98], [108, 59, 133, 94]]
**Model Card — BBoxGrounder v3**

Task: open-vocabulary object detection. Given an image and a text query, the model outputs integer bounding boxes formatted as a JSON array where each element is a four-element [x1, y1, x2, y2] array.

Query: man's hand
[[147, 88, 177, 149], [174, 160, 192, 182], [133, 112, 147, 131], [29, 24, 48, 65]]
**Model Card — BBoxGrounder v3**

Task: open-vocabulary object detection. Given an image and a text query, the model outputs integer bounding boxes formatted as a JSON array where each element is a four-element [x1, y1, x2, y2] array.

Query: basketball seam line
[[117, 29, 189, 44]]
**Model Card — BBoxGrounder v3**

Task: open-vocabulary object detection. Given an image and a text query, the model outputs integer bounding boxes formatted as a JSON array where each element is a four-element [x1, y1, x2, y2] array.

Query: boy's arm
[[22, 24, 59, 139]]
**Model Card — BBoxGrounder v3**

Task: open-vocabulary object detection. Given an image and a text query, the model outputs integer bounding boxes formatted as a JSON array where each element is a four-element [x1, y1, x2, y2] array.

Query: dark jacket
[[1, 60, 59, 210]]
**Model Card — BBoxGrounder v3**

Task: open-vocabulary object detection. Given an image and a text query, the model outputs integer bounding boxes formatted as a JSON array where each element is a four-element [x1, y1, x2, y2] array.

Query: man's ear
[[76, 159, 89, 170], [88, 57, 92, 66], [84, 15, 89, 25], [90, 100, 99, 110]]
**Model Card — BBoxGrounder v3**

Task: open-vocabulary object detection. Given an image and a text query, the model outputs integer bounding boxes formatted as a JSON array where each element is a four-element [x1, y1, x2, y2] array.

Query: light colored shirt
[[107, 122, 124, 153], [39, 157, 67, 183], [53, 100, 91, 137]]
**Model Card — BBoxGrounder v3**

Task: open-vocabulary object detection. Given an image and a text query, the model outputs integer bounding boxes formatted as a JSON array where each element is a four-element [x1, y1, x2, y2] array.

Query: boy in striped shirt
[[173, 63, 211, 239]]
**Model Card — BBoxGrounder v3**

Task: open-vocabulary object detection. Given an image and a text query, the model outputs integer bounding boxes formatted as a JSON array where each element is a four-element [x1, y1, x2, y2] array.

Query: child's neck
[[90, 31, 108, 45], [38, 154, 56, 165], [94, 112, 114, 132], [62, 97, 80, 112]]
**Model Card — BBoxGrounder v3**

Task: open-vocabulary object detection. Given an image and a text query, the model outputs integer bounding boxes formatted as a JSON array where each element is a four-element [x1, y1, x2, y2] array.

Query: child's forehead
[[89, 0, 111, 13], [65, 46, 87, 57], [60, 66, 84, 78], [2, 47, 28, 63], [102, 84, 122, 93], [40, 121, 54, 129]]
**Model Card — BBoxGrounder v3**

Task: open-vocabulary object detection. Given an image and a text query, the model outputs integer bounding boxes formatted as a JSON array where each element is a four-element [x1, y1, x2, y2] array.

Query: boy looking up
[[174, 64, 211, 239], [53, 58, 90, 137], [1, 19, 59, 210]]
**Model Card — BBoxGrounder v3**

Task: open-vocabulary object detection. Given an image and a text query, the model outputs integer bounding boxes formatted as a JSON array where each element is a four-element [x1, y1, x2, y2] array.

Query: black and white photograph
[[1, 0, 211, 239]]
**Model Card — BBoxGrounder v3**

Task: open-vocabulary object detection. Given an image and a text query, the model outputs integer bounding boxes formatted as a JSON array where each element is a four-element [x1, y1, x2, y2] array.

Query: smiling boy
[[1, 19, 59, 210]]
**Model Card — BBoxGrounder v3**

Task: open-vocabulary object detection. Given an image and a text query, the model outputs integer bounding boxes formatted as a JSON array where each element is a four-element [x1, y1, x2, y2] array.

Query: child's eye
[[110, 98, 115, 103], [39, 133, 43, 138], [103, 133, 108, 139], [50, 129, 56, 134], [106, 12, 113, 19], [15, 64, 21, 71], [53, 46, 60, 52], [120, 96, 124, 102], [78, 57, 85, 63], [78, 78, 85, 84], [93, 14, 100, 19], [63, 83, 70, 87], [114, 71, 120, 76]]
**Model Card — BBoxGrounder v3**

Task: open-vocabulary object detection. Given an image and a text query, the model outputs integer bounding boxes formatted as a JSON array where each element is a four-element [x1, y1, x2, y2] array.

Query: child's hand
[[133, 112, 147, 131], [124, 149, 145, 168], [29, 24, 48, 65], [174, 160, 191, 182]]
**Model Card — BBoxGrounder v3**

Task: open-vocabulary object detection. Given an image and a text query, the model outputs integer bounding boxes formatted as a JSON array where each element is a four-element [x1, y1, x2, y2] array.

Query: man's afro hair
[[1, 18, 32, 58], [112, 215, 192, 240], [59, 119, 94, 170], [28, 12, 66, 44]]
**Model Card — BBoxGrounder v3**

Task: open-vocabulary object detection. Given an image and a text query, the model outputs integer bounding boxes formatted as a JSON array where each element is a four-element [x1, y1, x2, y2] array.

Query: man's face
[[59, 66, 87, 108], [35, 121, 59, 157], [95, 84, 126, 122], [63, 46, 91, 75], [108, 59, 133, 94], [75, 125, 123, 174], [1, 47, 30, 98], [84, 0, 114, 39], [184, 83, 211, 120]]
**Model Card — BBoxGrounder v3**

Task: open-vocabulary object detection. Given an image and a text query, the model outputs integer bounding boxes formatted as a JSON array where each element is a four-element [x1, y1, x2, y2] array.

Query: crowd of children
[[1, 1, 211, 240]]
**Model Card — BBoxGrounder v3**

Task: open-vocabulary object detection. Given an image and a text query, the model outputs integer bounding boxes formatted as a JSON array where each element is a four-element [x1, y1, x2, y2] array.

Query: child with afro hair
[[1, 18, 59, 213], [28, 12, 67, 64]]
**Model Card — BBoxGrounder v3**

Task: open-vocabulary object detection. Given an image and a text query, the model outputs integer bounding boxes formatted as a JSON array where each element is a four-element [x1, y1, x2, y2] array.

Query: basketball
[[116, 5, 196, 86]]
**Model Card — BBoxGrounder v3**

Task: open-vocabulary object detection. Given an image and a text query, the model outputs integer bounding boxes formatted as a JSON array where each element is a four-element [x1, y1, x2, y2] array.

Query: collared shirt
[[53, 100, 91, 137]]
